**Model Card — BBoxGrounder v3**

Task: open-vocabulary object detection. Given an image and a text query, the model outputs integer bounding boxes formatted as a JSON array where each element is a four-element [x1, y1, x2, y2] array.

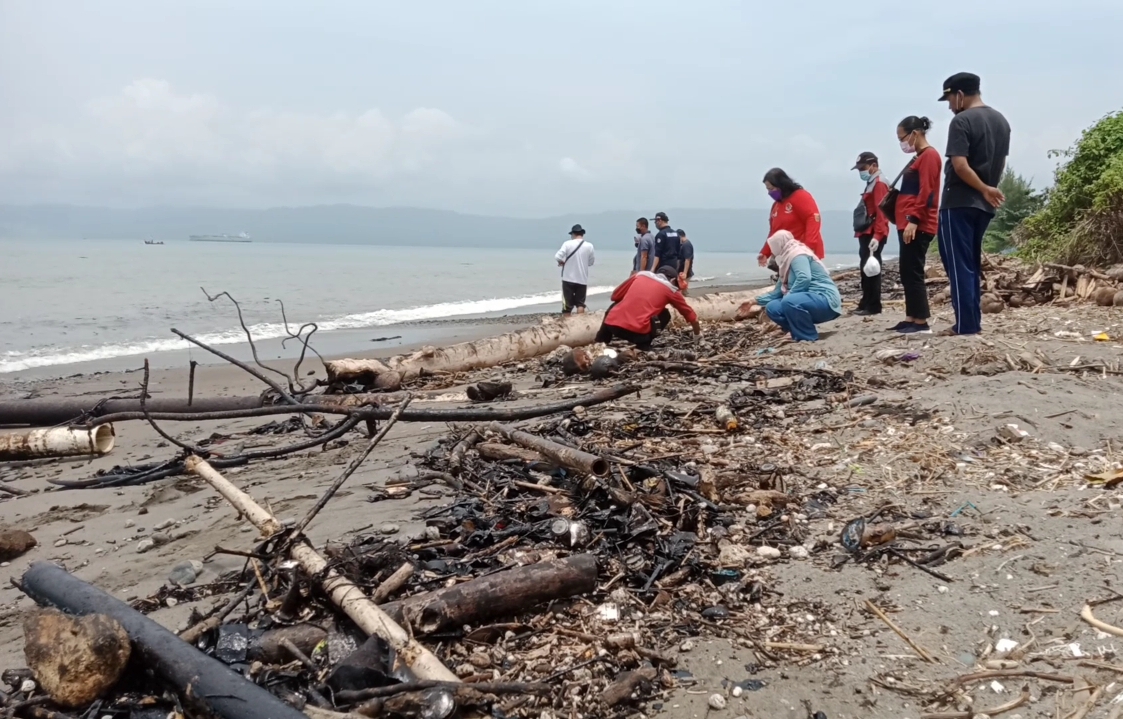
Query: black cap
[[570, 224, 585, 235], [852, 151, 878, 170], [939, 72, 981, 100], [654, 212, 669, 222], [656, 266, 678, 282]]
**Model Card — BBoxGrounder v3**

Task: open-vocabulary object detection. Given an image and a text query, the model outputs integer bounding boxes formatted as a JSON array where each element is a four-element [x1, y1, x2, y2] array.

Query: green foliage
[[1017, 110, 1123, 265], [982, 169, 1043, 253]]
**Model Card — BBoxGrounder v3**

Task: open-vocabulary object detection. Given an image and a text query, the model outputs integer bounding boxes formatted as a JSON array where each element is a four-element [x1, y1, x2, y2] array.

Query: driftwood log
[[488, 423, 609, 476], [381, 554, 597, 634], [185, 456, 458, 682], [73, 384, 640, 429], [0, 426, 115, 460], [324, 288, 768, 386], [18, 562, 308, 719]]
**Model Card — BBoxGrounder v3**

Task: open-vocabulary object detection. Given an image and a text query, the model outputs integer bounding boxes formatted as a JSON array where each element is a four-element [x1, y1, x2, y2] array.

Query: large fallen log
[[0, 426, 115, 460], [0, 392, 440, 429], [325, 288, 767, 384], [0, 396, 265, 428], [80, 384, 640, 429], [185, 456, 459, 682], [18, 562, 308, 719], [488, 422, 609, 476], [381, 554, 597, 634]]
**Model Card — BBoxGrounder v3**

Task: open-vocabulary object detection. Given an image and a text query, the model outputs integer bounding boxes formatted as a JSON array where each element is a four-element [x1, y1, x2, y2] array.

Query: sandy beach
[[3, 269, 1123, 718]]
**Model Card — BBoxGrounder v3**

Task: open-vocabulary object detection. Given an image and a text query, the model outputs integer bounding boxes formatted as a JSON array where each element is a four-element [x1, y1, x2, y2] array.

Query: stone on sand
[[0, 529, 37, 561], [23, 609, 131, 708]]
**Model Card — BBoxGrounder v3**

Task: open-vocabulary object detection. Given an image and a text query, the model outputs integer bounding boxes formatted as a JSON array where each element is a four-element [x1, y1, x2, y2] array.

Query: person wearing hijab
[[750, 231, 841, 342]]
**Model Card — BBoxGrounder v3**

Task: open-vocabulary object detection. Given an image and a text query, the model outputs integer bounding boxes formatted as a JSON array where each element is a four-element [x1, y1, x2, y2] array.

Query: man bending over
[[595, 267, 701, 350]]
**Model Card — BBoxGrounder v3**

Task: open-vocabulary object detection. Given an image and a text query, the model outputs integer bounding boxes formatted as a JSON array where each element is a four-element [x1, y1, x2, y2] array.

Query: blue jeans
[[938, 207, 993, 335], [765, 292, 840, 341]]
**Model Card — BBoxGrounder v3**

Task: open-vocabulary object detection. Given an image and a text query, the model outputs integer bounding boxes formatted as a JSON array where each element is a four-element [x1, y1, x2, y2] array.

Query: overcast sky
[[2, 0, 1121, 216]]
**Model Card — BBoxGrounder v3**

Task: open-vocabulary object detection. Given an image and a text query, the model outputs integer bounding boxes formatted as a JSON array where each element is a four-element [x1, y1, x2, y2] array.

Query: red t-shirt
[[605, 273, 697, 334], [760, 188, 825, 259], [894, 147, 940, 234], [855, 177, 890, 241]]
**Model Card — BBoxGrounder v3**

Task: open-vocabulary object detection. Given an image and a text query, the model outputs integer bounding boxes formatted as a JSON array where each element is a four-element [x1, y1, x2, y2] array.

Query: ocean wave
[[0, 286, 614, 373]]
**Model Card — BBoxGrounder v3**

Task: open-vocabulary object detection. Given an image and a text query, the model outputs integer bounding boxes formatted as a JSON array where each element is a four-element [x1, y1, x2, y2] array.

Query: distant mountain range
[[0, 204, 856, 254]]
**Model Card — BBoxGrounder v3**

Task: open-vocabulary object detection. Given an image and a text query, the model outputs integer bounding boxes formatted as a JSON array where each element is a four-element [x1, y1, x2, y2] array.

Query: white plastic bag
[[863, 238, 881, 277]]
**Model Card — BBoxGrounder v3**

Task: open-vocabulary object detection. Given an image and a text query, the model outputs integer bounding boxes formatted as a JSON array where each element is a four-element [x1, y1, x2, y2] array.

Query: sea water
[[0, 238, 860, 376]]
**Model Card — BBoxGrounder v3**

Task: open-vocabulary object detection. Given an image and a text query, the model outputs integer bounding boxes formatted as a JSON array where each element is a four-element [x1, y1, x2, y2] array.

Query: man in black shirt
[[678, 228, 695, 294], [650, 211, 682, 275], [936, 72, 1011, 336]]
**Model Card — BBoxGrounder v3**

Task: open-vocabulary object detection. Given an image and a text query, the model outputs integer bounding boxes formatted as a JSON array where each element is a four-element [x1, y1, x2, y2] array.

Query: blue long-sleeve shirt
[[755, 255, 842, 314]]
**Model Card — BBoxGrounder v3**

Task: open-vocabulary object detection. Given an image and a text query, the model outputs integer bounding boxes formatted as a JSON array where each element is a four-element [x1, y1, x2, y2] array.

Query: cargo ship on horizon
[[189, 231, 252, 243]]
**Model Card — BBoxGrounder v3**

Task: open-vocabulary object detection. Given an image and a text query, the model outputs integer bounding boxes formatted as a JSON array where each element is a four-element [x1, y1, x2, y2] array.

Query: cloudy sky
[[2, 0, 1120, 216]]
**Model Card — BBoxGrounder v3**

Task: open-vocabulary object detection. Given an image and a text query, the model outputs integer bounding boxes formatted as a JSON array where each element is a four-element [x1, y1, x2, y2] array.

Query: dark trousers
[[898, 228, 935, 320], [857, 235, 886, 313], [938, 207, 992, 335], [595, 308, 671, 350]]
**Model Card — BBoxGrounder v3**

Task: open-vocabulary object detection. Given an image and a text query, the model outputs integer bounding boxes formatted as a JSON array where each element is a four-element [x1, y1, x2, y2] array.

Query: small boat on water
[[144, 239, 164, 245]]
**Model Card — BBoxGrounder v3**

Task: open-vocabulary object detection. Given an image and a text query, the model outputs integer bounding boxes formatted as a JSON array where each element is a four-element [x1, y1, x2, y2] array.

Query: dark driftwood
[[0, 396, 265, 428], [381, 554, 597, 634], [0, 385, 639, 429], [488, 423, 609, 476], [19, 562, 308, 719]]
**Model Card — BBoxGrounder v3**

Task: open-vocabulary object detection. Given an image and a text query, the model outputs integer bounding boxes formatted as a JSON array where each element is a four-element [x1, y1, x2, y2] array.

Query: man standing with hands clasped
[[937, 72, 1011, 336], [650, 212, 682, 276]]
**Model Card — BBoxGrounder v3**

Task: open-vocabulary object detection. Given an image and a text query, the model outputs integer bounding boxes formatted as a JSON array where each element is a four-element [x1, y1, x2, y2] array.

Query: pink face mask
[[900, 140, 916, 154]]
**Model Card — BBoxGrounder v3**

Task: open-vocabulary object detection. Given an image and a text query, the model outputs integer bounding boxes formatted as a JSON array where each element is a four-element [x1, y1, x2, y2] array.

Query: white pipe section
[[0, 425, 116, 461]]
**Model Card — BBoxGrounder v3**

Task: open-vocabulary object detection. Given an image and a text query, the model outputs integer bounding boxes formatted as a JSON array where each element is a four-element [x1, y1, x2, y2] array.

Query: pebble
[[154, 518, 176, 531], [168, 559, 204, 586], [787, 546, 810, 560], [756, 546, 782, 559], [136, 538, 156, 554], [1071, 446, 1089, 456], [54, 538, 68, 547], [379, 523, 400, 535], [423, 525, 441, 541], [731, 686, 743, 698], [21, 679, 36, 693], [708, 693, 727, 710], [124, 519, 135, 529], [679, 639, 696, 652], [166, 597, 178, 607]]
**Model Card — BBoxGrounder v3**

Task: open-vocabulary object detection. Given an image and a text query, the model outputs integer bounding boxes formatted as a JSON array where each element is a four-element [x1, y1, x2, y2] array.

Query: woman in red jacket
[[891, 116, 940, 334], [758, 168, 825, 266]]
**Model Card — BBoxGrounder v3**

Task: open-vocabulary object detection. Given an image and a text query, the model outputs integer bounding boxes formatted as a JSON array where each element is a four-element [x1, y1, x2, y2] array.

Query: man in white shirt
[[555, 224, 595, 314]]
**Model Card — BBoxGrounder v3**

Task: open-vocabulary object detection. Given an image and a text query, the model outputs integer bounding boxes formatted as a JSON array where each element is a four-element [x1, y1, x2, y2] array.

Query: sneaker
[[852, 308, 872, 316], [887, 321, 911, 331], [897, 323, 932, 335]]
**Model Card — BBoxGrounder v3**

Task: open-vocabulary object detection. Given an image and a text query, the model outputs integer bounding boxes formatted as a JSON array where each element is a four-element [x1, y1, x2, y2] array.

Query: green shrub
[[983, 169, 1043, 253], [1016, 110, 1123, 265]]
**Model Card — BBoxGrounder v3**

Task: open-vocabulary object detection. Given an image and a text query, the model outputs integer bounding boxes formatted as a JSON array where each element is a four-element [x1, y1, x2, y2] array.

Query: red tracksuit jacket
[[855, 176, 890, 241], [759, 188, 825, 259], [605, 273, 698, 334], [895, 147, 941, 235]]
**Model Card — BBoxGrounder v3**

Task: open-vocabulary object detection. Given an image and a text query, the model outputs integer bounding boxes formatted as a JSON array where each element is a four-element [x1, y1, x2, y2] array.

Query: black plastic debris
[[214, 623, 251, 664]]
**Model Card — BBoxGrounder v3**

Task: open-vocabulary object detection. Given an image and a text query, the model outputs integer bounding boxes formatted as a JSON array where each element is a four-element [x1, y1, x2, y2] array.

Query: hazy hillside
[[0, 204, 856, 253]]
